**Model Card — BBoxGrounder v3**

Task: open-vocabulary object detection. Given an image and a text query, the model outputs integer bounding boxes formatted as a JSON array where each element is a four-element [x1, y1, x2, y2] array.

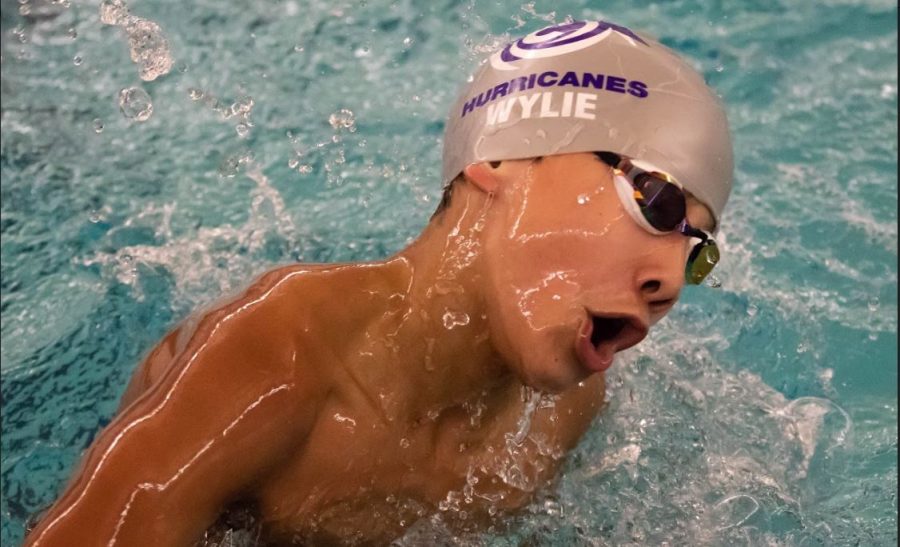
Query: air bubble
[[92, 119, 104, 133], [576, 193, 590, 205], [118, 86, 153, 121], [235, 123, 250, 138], [73, 55, 83, 66], [188, 88, 204, 101], [399, 438, 410, 449], [68, 27, 78, 39]]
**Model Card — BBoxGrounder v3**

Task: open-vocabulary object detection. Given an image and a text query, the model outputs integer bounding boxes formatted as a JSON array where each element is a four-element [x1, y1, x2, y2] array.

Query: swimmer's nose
[[635, 242, 685, 313]]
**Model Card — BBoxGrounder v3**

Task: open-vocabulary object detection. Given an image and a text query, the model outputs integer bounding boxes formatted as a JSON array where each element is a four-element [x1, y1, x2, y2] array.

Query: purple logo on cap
[[491, 20, 648, 71]]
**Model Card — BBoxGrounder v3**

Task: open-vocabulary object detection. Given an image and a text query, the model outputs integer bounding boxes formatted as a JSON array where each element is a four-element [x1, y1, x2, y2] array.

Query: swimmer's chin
[[513, 354, 594, 394]]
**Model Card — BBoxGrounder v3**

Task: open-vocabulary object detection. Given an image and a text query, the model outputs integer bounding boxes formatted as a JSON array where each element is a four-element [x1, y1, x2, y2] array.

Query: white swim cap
[[442, 20, 734, 226]]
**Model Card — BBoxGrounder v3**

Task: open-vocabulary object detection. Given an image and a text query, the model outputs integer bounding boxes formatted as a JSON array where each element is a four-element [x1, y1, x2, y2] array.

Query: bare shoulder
[[119, 263, 335, 409]]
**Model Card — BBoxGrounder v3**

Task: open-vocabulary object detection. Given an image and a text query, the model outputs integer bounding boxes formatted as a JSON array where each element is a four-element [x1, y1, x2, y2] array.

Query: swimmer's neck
[[360, 184, 513, 423]]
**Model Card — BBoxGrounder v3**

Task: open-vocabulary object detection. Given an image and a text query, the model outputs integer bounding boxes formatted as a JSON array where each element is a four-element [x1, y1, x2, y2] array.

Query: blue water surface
[[1, 0, 897, 545]]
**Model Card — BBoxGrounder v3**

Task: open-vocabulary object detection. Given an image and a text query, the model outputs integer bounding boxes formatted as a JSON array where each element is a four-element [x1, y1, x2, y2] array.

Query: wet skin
[[24, 153, 714, 546]]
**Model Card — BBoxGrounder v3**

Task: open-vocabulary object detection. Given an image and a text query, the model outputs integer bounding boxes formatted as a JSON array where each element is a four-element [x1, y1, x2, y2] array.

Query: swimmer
[[25, 20, 732, 546]]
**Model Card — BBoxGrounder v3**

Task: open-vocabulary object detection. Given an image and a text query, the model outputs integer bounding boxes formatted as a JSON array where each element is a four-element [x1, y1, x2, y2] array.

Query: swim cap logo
[[491, 20, 648, 71]]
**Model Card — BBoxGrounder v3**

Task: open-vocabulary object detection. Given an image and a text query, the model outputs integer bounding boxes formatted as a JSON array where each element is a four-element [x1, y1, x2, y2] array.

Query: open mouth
[[591, 316, 628, 347], [575, 311, 648, 373]]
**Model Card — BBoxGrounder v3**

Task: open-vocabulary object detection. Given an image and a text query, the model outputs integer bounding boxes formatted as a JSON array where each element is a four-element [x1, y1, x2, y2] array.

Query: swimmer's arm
[[118, 325, 184, 410], [24, 293, 320, 547]]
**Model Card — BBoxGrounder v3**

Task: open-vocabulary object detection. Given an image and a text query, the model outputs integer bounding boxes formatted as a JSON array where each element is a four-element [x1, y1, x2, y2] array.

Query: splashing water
[[1, 0, 895, 545], [100, 0, 173, 81], [328, 108, 357, 132]]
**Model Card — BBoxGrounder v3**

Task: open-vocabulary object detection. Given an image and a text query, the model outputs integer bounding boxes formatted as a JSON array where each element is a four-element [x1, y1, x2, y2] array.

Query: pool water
[[1, 0, 896, 545]]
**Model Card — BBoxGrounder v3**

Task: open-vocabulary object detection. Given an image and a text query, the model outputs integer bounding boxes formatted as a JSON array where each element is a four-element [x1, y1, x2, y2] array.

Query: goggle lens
[[633, 173, 687, 232], [685, 239, 719, 285]]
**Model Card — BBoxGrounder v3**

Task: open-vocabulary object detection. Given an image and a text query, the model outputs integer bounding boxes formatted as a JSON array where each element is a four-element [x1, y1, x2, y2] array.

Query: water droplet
[[230, 96, 254, 117], [328, 108, 356, 132], [188, 88, 203, 101], [576, 193, 590, 205], [711, 494, 759, 530], [118, 86, 153, 121], [73, 55, 83, 66], [442, 310, 470, 330], [12, 27, 27, 44], [218, 151, 252, 177], [92, 118, 104, 133]]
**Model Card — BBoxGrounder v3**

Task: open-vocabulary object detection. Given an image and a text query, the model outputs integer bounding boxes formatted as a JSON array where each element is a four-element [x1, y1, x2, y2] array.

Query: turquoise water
[[1, 0, 896, 545]]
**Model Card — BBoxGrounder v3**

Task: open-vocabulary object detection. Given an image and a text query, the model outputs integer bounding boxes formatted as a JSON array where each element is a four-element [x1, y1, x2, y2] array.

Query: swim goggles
[[595, 152, 720, 285]]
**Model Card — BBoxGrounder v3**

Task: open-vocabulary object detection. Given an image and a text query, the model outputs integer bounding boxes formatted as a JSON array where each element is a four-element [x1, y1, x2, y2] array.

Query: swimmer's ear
[[463, 162, 502, 194], [464, 159, 532, 194]]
